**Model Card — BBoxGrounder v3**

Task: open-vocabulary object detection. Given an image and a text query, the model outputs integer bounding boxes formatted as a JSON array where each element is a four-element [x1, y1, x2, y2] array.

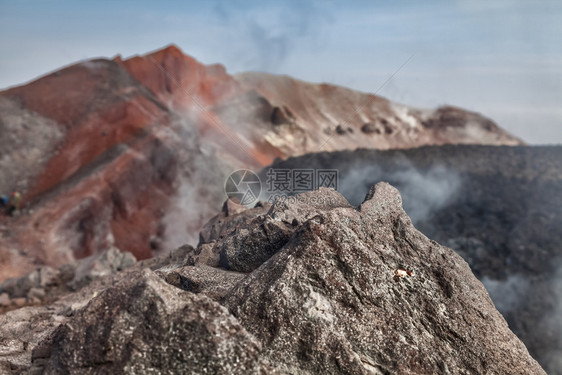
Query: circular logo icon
[[225, 169, 262, 206]]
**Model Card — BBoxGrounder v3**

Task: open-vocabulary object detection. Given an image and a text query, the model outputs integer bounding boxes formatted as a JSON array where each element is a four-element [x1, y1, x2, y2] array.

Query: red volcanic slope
[[0, 45, 523, 281], [116, 44, 240, 110], [117, 45, 273, 166], [0, 60, 179, 279], [5, 61, 171, 203]]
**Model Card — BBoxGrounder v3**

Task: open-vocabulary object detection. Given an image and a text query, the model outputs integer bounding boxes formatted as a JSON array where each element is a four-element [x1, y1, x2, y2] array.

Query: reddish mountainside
[[116, 45, 241, 110], [0, 45, 523, 281], [117, 46, 272, 166], [0, 59, 183, 279]]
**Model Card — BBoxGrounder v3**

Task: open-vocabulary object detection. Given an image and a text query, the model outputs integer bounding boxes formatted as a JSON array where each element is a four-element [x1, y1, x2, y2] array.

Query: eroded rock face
[[34, 270, 273, 375], [0, 248, 136, 314], [266, 144, 562, 374], [0, 263, 145, 373], [191, 189, 351, 273], [67, 246, 136, 290], [221, 183, 543, 374], [0, 184, 546, 374], [162, 265, 246, 302]]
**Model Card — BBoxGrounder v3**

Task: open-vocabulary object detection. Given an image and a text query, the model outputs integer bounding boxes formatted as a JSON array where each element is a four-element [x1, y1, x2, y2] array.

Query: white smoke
[[212, 0, 331, 72], [157, 115, 229, 251], [481, 275, 532, 312], [482, 269, 562, 372], [539, 266, 562, 372], [340, 162, 462, 224]]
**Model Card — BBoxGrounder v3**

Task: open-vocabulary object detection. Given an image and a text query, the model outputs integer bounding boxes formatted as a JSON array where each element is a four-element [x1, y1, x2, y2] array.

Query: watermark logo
[[265, 168, 338, 203], [225, 169, 262, 206], [225, 168, 339, 206], [266, 169, 338, 192]]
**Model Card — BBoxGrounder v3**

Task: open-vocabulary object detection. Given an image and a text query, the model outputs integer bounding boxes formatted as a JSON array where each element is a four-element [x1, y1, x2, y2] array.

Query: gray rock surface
[[222, 183, 544, 374], [265, 144, 562, 374], [0, 96, 64, 195], [162, 265, 246, 302], [0, 247, 137, 313], [0, 266, 59, 299], [194, 189, 351, 273], [34, 269, 275, 375], [68, 246, 136, 290], [0, 184, 546, 374]]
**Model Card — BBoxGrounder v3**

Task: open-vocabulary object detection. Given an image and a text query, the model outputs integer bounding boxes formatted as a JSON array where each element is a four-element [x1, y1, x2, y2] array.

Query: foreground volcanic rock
[[36, 270, 275, 375], [0, 184, 544, 374], [266, 145, 562, 374]]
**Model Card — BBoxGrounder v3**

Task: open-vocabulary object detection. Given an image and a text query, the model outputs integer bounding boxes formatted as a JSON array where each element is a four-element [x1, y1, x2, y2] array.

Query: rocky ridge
[[265, 144, 562, 374], [0, 184, 545, 374]]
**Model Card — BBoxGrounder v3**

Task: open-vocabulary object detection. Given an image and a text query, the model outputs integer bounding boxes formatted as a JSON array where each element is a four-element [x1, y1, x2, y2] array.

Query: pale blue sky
[[1, 0, 561, 143]]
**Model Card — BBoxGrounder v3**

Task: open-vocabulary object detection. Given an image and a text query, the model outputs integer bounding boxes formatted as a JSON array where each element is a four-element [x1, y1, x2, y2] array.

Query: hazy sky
[[1, 0, 561, 144]]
